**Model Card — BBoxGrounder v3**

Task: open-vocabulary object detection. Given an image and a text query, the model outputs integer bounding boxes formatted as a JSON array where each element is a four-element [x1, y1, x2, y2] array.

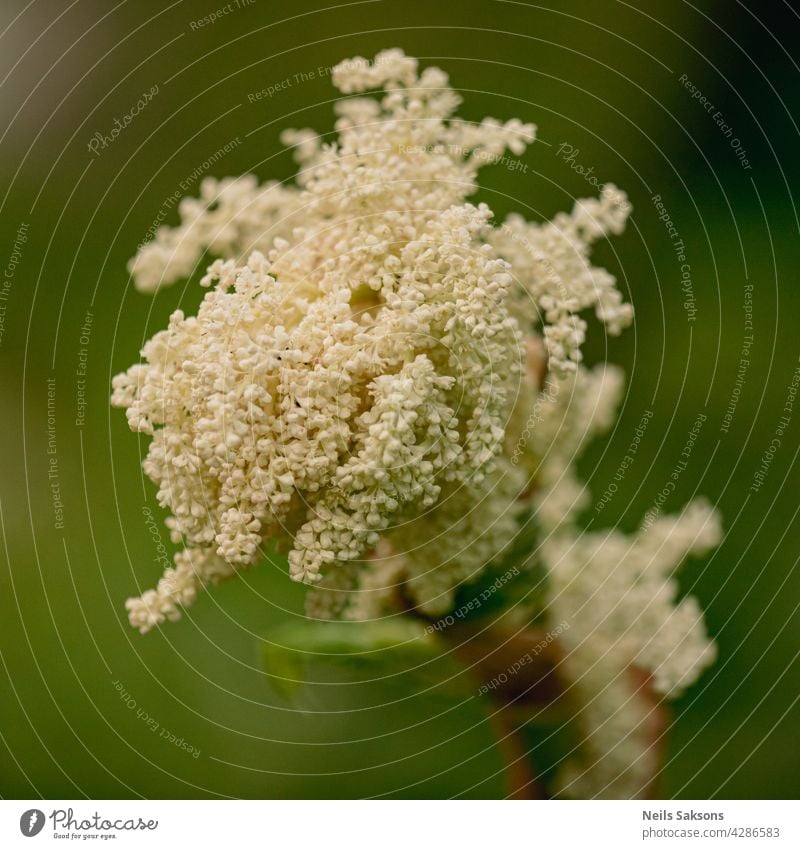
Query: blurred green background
[[1, 0, 798, 799]]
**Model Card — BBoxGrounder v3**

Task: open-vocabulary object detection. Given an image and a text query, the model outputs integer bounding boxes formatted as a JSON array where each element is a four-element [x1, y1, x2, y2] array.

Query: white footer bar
[[3, 800, 797, 847]]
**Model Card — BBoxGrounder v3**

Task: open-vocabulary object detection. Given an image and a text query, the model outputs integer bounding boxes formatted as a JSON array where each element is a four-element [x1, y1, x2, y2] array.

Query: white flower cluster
[[531, 369, 721, 797], [489, 187, 633, 371], [129, 175, 302, 294], [114, 49, 721, 798], [126, 548, 234, 634], [543, 501, 720, 798], [116, 49, 545, 629]]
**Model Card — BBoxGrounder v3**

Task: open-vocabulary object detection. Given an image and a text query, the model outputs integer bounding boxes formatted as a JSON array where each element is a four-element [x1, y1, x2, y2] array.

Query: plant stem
[[445, 624, 567, 799]]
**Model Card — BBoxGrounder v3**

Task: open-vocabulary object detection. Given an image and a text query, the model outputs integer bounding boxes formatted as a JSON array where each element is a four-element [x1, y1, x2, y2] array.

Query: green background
[[1, 0, 798, 798]]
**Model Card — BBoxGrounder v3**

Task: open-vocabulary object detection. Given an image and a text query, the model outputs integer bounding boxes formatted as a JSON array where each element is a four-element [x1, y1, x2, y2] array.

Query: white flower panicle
[[526, 365, 721, 796], [115, 49, 550, 628], [115, 194, 523, 627], [542, 502, 721, 798], [489, 185, 633, 371], [125, 548, 235, 634], [129, 175, 303, 294], [114, 49, 721, 799]]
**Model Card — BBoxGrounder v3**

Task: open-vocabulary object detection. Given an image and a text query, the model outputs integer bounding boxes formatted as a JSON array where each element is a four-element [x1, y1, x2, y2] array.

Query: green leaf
[[260, 617, 474, 701]]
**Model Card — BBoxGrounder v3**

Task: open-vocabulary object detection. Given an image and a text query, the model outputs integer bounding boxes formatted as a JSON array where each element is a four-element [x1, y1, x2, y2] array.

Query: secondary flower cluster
[[114, 50, 720, 798], [529, 365, 720, 796]]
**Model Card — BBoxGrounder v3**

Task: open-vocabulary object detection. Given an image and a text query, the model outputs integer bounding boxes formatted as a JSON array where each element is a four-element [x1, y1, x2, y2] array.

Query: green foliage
[[261, 618, 476, 701]]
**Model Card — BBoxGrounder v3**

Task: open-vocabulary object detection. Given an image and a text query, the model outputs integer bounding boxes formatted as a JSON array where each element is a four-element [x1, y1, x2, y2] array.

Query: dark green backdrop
[[1, 0, 798, 798]]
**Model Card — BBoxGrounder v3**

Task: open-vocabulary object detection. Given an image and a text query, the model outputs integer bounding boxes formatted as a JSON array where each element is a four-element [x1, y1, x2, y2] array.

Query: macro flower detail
[[113, 49, 722, 799]]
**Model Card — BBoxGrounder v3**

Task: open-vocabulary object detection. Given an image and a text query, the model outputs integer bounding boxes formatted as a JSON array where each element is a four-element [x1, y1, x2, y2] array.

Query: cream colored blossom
[[543, 502, 720, 798], [530, 364, 721, 796], [116, 49, 547, 630], [114, 49, 721, 800], [489, 185, 633, 372]]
